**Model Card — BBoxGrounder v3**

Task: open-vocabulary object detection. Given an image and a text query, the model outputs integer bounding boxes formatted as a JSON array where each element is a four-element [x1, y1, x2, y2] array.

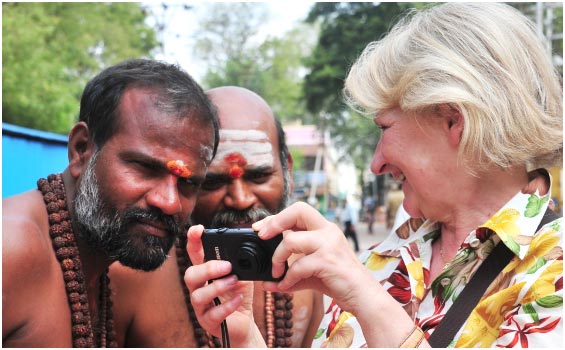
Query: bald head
[[191, 86, 293, 228], [205, 86, 283, 174], [206, 86, 275, 131]]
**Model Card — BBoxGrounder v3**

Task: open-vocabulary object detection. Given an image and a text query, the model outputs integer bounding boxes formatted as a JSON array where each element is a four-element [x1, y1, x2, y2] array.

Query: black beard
[[73, 153, 185, 271], [209, 207, 272, 228]]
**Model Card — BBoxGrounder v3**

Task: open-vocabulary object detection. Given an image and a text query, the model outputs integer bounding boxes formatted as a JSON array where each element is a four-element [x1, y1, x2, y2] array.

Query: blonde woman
[[184, 3, 562, 348]]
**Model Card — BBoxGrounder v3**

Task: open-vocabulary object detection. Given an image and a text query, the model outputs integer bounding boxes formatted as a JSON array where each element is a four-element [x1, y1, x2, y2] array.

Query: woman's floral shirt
[[312, 174, 562, 348]]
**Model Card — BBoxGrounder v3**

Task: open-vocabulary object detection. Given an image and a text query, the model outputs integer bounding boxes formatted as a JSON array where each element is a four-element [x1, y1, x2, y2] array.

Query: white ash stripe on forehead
[[213, 129, 274, 166], [219, 129, 269, 141]]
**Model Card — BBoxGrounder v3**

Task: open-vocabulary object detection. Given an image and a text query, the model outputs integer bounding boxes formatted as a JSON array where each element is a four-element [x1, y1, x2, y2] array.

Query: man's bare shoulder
[[3, 190, 65, 344], [3, 190, 54, 272]]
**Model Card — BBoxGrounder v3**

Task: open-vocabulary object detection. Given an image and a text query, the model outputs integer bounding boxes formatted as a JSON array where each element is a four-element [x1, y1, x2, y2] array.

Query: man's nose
[[224, 179, 255, 210], [145, 176, 182, 216]]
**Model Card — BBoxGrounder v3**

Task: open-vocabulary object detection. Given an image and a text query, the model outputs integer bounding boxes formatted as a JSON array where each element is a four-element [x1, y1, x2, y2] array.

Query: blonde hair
[[344, 3, 563, 171]]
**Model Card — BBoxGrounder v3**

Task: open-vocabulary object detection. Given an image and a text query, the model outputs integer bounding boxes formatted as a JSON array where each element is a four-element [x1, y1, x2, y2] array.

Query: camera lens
[[237, 242, 266, 273]]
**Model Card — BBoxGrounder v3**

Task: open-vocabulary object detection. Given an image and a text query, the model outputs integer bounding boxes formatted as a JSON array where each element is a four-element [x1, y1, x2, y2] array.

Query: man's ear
[[438, 103, 464, 147], [67, 122, 96, 178], [286, 152, 295, 194]]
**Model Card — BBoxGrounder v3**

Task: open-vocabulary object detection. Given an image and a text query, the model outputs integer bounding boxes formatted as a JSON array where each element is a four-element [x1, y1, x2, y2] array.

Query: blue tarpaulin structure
[[2, 123, 68, 198]]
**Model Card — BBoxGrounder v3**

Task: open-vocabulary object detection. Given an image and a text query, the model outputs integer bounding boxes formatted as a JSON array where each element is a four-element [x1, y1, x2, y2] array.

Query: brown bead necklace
[[175, 235, 294, 347], [37, 174, 117, 348]]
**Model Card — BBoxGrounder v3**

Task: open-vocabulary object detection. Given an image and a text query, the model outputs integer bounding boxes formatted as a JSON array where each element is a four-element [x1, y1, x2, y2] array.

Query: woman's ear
[[67, 122, 95, 178], [438, 103, 464, 147]]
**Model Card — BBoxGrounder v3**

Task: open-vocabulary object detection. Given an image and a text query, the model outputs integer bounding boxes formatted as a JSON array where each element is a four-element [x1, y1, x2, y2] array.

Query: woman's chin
[[402, 202, 423, 219]]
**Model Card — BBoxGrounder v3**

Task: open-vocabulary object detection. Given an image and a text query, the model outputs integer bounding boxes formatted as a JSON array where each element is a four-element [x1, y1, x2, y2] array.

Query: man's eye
[[200, 179, 225, 191], [179, 177, 198, 187], [245, 172, 270, 183], [130, 160, 159, 175]]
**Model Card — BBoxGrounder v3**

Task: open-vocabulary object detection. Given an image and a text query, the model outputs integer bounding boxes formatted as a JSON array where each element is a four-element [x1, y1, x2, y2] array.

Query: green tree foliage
[[302, 2, 426, 172], [2, 2, 158, 134], [193, 2, 317, 123], [192, 2, 268, 68]]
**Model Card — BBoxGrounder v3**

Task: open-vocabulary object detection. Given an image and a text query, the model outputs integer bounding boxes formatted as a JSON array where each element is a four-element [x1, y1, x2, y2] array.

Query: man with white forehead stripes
[[213, 129, 275, 180], [216, 130, 274, 166], [187, 87, 323, 347]]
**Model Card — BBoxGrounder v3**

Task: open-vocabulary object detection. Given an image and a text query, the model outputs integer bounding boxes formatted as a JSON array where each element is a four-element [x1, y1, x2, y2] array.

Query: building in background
[[284, 121, 359, 219]]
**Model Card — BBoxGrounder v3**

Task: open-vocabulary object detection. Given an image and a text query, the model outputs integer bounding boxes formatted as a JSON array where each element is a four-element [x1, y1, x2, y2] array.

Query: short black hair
[[78, 58, 219, 156]]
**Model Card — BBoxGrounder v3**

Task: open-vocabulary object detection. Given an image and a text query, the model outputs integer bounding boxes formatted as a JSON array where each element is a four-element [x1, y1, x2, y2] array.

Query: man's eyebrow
[[122, 151, 164, 169], [122, 150, 205, 182], [244, 165, 273, 174]]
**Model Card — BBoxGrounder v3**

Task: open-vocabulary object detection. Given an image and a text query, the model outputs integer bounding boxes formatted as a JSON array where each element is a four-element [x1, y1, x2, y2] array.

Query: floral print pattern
[[312, 171, 562, 348]]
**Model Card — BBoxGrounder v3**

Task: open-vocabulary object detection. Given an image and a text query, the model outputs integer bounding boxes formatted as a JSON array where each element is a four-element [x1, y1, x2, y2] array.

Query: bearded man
[[110, 86, 324, 347], [2, 59, 219, 347]]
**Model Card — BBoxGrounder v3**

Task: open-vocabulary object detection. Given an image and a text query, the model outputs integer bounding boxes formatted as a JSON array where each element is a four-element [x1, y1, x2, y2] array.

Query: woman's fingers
[[184, 263, 240, 336], [270, 221, 347, 280], [186, 224, 205, 265], [189, 273, 239, 311], [201, 293, 244, 327], [254, 202, 327, 239], [184, 260, 233, 290]]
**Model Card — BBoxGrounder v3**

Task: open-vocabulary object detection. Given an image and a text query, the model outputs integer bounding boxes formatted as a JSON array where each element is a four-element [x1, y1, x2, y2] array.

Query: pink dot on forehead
[[166, 160, 192, 178]]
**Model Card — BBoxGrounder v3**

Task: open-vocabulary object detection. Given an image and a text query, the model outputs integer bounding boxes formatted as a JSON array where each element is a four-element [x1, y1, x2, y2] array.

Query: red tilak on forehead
[[166, 160, 192, 178], [224, 152, 247, 179]]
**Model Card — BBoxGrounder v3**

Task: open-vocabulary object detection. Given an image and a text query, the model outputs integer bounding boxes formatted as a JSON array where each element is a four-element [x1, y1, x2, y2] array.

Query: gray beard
[[209, 169, 292, 228], [73, 151, 183, 271]]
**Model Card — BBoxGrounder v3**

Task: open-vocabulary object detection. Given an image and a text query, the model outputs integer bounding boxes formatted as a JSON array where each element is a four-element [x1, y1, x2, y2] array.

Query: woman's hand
[[253, 202, 383, 316], [184, 225, 266, 347], [254, 202, 421, 348]]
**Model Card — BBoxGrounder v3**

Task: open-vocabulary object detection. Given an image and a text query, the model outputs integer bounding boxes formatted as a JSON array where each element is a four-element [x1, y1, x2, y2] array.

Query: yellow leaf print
[[406, 260, 425, 300], [522, 259, 562, 304], [457, 283, 523, 347], [323, 323, 354, 348], [483, 208, 521, 242], [366, 252, 396, 271], [514, 229, 560, 274], [327, 312, 353, 341]]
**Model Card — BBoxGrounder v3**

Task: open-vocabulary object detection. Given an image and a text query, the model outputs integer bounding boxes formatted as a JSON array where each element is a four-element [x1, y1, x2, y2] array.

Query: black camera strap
[[428, 207, 560, 347], [207, 278, 231, 348], [214, 297, 230, 348]]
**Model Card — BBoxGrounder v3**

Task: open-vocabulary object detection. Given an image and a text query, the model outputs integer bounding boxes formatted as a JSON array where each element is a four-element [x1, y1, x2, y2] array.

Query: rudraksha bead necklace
[[37, 174, 117, 347], [175, 235, 294, 347]]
